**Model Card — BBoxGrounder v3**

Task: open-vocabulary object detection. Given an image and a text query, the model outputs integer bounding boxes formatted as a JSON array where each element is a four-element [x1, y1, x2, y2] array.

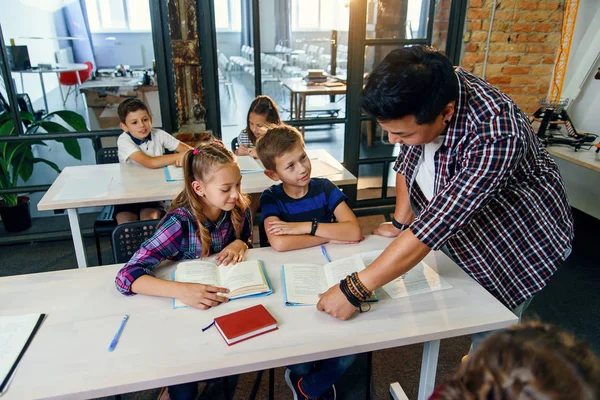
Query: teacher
[[317, 46, 574, 346]]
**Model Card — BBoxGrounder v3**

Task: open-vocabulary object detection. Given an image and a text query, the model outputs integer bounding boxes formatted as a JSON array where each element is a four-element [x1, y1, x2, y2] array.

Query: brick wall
[[460, 0, 564, 114]]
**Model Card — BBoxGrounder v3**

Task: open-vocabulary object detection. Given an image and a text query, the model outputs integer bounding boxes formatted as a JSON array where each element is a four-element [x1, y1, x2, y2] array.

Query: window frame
[[214, 0, 242, 33], [86, 0, 153, 34]]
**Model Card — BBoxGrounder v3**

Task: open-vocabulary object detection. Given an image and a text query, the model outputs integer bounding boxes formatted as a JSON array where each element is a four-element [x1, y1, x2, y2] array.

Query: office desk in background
[[12, 63, 88, 112], [37, 149, 356, 269], [0, 236, 517, 400]]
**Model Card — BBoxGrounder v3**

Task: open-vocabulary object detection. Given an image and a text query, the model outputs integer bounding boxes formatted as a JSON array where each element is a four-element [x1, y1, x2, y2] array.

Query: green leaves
[[47, 110, 87, 132]]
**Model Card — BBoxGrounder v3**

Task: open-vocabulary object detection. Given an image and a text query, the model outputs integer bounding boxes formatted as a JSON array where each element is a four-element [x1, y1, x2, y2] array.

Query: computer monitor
[[7, 45, 31, 71]]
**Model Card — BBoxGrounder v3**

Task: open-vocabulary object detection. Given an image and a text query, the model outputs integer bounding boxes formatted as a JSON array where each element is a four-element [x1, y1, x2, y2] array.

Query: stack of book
[[304, 69, 328, 85]]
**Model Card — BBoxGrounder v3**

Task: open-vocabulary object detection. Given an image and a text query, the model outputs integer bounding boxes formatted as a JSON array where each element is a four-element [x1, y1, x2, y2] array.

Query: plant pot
[[0, 196, 32, 233]]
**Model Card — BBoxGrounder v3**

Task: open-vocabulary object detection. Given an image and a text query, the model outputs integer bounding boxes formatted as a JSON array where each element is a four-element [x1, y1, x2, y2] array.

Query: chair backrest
[[231, 137, 240, 153], [96, 147, 119, 164], [112, 219, 160, 263], [59, 61, 93, 86]]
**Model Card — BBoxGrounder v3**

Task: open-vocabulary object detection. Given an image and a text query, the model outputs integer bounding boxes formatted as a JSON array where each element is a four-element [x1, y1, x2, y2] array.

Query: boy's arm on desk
[[128, 151, 186, 169], [264, 216, 328, 252], [314, 202, 362, 242]]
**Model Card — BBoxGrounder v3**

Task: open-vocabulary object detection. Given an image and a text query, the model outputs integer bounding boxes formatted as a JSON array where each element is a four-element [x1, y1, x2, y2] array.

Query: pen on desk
[[321, 245, 331, 263], [108, 314, 129, 352]]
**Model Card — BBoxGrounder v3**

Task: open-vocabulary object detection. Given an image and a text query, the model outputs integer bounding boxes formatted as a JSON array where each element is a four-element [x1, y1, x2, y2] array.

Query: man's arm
[[264, 216, 329, 252], [128, 151, 185, 169], [373, 173, 415, 237]]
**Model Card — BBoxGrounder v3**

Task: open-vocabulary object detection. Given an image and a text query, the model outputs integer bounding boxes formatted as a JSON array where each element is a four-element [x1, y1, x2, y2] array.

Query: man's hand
[[215, 240, 248, 265], [316, 284, 357, 320], [373, 222, 403, 238], [177, 282, 229, 310], [266, 220, 310, 235]]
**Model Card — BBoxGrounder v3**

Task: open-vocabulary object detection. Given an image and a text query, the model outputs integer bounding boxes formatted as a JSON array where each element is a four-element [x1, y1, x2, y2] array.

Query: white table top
[[15, 63, 88, 74], [37, 149, 356, 211], [546, 139, 600, 173], [0, 236, 517, 399]]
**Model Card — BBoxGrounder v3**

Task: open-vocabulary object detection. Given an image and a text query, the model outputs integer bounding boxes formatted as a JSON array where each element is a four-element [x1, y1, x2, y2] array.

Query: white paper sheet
[[166, 165, 184, 181], [310, 159, 343, 178], [381, 262, 452, 299], [54, 176, 113, 201], [236, 156, 264, 173], [0, 314, 43, 394]]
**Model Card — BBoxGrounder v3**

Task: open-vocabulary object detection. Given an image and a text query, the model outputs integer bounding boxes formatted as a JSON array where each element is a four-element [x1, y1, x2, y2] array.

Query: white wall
[[1, 2, 63, 104], [92, 32, 155, 68]]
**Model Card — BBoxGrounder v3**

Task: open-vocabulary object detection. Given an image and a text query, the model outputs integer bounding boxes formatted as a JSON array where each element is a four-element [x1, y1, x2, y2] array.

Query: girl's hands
[[236, 145, 250, 156], [177, 282, 229, 310], [216, 240, 249, 266], [248, 148, 258, 159], [267, 220, 311, 236]]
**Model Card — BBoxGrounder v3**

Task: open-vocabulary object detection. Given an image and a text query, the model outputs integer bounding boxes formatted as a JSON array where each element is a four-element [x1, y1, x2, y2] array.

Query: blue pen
[[321, 245, 331, 263], [108, 314, 129, 352]]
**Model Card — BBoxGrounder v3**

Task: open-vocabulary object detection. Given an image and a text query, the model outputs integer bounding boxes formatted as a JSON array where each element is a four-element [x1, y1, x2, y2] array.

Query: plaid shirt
[[394, 68, 574, 309], [115, 206, 253, 295]]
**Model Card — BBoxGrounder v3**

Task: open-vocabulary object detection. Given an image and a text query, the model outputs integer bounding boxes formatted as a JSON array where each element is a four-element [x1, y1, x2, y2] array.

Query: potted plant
[[0, 110, 87, 232]]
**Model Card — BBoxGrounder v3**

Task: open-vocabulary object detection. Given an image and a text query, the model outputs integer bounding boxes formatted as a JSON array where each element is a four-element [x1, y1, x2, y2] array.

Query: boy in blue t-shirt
[[256, 125, 362, 399]]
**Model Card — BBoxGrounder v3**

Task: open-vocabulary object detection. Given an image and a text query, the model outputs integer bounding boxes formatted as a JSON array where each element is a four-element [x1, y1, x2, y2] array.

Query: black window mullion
[[0, 23, 25, 135], [252, 0, 262, 96]]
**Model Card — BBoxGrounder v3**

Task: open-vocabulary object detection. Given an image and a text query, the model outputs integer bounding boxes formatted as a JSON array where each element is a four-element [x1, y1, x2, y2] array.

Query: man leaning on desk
[[317, 46, 574, 350]]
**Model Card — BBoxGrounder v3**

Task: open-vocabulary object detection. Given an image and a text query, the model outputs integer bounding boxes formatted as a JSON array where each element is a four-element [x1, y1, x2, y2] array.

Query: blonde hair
[[437, 322, 600, 400], [170, 140, 250, 257], [255, 124, 304, 171]]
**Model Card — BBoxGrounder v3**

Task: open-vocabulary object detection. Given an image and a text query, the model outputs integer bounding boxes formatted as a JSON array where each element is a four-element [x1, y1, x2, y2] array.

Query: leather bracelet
[[391, 216, 409, 231], [309, 218, 318, 236], [339, 279, 361, 307]]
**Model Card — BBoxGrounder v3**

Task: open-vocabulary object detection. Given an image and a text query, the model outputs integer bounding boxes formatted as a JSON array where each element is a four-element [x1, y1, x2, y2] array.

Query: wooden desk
[[545, 139, 600, 173], [37, 149, 356, 269], [281, 78, 346, 135], [0, 236, 517, 400]]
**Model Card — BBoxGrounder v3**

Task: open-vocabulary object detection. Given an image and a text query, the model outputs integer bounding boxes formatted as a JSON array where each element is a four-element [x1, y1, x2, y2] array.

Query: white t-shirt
[[117, 128, 181, 164], [414, 136, 444, 201]]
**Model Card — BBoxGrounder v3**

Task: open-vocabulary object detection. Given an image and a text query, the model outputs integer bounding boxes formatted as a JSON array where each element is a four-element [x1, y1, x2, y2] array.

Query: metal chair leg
[[269, 368, 274, 400], [366, 351, 372, 400], [248, 370, 264, 400], [95, 233, 103, 265]]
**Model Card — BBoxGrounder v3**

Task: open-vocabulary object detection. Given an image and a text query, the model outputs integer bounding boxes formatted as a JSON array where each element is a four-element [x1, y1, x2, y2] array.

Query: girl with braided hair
[[431, 322, 600, 400]]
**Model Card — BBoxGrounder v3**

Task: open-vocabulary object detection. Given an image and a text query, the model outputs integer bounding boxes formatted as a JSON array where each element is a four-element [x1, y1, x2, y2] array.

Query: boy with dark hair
[[255, 124, 361, 399], [115, 98, 193, 224]]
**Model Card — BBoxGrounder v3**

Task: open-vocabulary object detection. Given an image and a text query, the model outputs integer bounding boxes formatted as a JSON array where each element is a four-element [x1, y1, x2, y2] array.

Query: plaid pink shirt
[[395, 68, 574, 309], [115, 206, 252, 295]]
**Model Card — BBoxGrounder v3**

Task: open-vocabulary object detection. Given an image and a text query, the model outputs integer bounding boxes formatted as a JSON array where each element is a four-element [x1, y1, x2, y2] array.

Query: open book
[[172, 259, 272, 308], [282, 254, 377, 306], [164, 156, 264, 182], [360, 250, 452, 299]]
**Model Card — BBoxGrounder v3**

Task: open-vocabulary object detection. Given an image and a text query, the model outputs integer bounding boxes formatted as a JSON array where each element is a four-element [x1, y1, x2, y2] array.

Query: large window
[[85, 0, 151, 32], [214, 0, 242, 31], [292, 0, 350, 31]]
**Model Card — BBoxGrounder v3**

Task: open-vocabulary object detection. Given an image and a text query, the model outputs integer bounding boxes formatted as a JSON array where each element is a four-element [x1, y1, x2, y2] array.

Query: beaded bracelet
[[346, 276, 365, 301], [350, 272, 372, 299]]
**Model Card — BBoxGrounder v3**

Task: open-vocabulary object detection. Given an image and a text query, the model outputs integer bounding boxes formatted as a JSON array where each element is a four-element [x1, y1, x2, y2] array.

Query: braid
[[170, 140, 250, 256]]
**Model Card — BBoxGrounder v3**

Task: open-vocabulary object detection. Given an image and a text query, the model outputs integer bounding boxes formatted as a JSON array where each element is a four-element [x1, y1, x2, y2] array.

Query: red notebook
[[214, 304, 278, 346]]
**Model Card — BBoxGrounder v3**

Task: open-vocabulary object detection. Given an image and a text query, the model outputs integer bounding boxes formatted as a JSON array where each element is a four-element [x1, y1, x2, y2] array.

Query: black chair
[[231, 137, 240, 153], [94, 147, 120, 265], [111, 219, 160, 263]]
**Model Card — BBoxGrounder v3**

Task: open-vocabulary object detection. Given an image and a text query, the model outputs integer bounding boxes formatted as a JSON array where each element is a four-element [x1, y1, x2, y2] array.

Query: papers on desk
[[54, 176, 112, 201], [0, 314, 45, 395], [164, 156, 264, 182], [360, 250, 453, 299], [310, 159, 343, 178]]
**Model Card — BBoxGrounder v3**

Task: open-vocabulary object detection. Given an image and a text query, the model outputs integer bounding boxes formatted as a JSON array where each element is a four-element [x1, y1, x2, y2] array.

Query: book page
[[0, 314, 43, 393], [165, 165, 184, 181], [236, 156, 264, 173], [323, 254, 367, 287], [359, 250, 384, 267], [382, 262, 452, 299], [175, 261, 220, 286], [283, 264, 328, 305], [310, 159, 342, 178], [218, 260, 267, 297]]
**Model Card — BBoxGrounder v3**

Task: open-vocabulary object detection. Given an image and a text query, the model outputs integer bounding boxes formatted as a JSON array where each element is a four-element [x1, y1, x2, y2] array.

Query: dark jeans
[[288, 354, 357, 398], [168, 381, 198, 400]]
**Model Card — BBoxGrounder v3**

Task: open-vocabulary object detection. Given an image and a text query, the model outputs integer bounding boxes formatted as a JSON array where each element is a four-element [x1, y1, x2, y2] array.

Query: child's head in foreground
[[435, 321, 600, 400], [118, 98, 152, 139], [255, 124, 311, 187]]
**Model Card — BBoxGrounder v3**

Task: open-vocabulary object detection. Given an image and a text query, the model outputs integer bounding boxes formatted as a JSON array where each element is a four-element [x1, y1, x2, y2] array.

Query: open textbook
[[164, 155, 263, 181], [360, 250, 452, 299], [282, 254, 377, 306], [172, 259, 272, 308]]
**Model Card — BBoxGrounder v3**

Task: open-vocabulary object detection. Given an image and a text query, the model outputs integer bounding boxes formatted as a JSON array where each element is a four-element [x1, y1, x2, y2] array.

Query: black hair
[[360, 46, 458, 124], [244, 95, 281, 144]]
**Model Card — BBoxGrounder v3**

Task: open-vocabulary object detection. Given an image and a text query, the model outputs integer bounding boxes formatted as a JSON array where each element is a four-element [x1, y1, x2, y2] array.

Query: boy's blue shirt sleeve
[[260, 187, 281, 221], [322, 178, 348, 214]]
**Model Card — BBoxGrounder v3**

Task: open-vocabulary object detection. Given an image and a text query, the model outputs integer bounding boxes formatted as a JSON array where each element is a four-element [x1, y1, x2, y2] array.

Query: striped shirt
[[394, 68, 574, 309], [115, 206, 253, 296], [260, 178, 347, 223], [237, 130, 254, 147]]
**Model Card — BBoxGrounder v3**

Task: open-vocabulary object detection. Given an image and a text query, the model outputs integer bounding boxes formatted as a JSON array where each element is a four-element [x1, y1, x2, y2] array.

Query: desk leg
[[300, 95, 307, 137], [39, 72, 49, 112], [67, 208, 88, 268], [56, 72, 65, 105], [20, 73, 25, 93], [417, 340, 440, 400]]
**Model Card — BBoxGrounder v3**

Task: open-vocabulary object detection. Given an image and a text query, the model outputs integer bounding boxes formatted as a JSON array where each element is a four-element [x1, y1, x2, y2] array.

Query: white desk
[[0, 236, 517, 400], [37, 149, 357, 268], [14, 63, 88, 112]]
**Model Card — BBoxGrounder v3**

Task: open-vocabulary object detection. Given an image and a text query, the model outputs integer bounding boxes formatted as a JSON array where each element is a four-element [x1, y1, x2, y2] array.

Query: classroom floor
[[0, 208, 598, 399]]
